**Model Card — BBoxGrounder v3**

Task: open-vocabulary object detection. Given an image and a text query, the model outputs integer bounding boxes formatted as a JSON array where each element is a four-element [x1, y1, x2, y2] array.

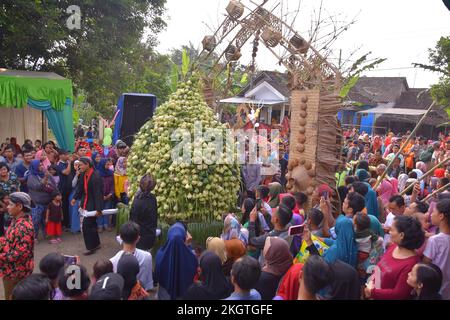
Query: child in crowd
[[45, 192, 63, 244], [93, 259, 114, 283], [353, 212, 378, 276], [407, 262, 443, 300]]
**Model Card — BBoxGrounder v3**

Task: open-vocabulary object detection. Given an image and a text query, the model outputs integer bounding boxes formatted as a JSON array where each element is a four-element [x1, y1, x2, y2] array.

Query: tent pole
[[374, 101, 436, 189]]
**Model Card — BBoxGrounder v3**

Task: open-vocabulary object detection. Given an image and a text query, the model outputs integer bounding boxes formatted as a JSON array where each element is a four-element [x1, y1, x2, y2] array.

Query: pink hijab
[[35, 149, 51, 170], [378, 179, 395, 206]]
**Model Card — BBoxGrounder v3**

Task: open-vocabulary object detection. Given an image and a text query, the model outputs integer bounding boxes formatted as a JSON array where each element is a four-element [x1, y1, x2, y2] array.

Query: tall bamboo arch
[[198, 0, 343, 196]]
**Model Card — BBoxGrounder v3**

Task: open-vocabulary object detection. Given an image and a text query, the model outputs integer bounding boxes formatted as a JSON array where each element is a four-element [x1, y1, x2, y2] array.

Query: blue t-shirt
[[224, 289, 261, 300], [56, 161, 71, 193]]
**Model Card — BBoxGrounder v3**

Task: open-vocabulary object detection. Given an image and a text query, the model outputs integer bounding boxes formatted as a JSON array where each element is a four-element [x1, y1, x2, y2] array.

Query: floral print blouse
[[0, 215, 34, 280], [0, 172, 20, 195]]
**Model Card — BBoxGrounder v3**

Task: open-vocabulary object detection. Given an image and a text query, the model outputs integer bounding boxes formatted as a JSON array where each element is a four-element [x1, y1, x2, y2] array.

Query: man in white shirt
[[110, 221, 153, 291]]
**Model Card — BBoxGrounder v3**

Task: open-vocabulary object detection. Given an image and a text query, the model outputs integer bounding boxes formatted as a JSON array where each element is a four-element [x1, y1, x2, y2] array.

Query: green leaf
[[340, 75, 360, 98], [182, 49, 190, 77], [170, 63, 179, 92], [240, 73, 248, 84]]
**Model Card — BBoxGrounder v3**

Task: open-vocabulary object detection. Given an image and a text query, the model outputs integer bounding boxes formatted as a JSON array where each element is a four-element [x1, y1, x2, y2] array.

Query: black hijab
[[183, 251, 232, 300], [117, 253, 139, 300]]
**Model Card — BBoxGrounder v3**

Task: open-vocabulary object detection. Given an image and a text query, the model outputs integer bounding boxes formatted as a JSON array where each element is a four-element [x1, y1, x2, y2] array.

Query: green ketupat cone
[[127, 76, 240, 224]]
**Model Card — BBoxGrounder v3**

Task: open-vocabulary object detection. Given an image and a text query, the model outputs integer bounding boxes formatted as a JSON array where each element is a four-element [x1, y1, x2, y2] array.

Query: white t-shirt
[[110, 249, 154, 290], [424, 232, 450, 300], [383, 212, 396, 249]]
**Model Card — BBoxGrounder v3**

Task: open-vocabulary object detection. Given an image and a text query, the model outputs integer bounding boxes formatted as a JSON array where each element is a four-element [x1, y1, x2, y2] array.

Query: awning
[[0, 69, 75, 151], [357, 107, 426, 116], [219, 96, 286, 105]]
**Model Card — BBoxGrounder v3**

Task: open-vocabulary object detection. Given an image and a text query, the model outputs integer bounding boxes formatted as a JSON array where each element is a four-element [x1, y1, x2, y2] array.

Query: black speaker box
[[120, 95, 155, 146]]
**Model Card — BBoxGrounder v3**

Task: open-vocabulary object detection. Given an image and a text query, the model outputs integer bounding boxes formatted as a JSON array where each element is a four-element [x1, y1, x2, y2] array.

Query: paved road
[[0, 230, 121, 300]]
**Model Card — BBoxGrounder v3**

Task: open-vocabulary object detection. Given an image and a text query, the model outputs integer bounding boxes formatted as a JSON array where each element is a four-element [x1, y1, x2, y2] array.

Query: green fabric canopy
[[0, 74, 73, 111], [0, 70, 75, 151]]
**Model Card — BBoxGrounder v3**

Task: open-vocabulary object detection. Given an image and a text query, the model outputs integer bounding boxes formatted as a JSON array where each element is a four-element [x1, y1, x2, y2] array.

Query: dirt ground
[[0, 230, 121, 300]]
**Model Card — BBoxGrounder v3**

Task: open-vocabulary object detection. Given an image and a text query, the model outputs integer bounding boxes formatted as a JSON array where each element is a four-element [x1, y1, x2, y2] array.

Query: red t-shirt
[[371, 244, 419, 300]]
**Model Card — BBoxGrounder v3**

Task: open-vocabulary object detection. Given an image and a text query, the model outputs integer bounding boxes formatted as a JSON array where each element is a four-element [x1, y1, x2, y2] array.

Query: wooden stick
[[400, 157, 450, 195], [374, 101, 436, 189], [423, 182, 450, 202]]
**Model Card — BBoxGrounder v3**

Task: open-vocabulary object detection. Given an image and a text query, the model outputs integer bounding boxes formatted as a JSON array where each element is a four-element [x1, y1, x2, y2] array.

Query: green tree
[[414, 36, 450, 112], [0, 0, 168, 117]]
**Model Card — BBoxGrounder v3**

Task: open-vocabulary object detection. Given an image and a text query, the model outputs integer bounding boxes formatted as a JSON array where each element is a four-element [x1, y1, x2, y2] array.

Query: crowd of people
[[1, 129, 450, 300]]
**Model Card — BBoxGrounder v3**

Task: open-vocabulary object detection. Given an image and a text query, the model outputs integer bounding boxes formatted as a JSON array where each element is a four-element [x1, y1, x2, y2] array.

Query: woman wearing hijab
[[34, 149, 51, 171], [355, 160, 371, 181], [268, 182, 283, 208], [304, 215, 358, 267], [377, 179, 395, 208], [96, 158, 114, 232], [69, 160, 82, 233], [323, 216, 358, 267], [27, 160, 57, 242], [221, 214, 248, 245], [129, 174, 158, 251], [155, 222, 198, 300], [91, 152, 101, 170], [397, 173, 409, 193], [254, 237, 293, 300], [413, 161, 427, 192], [274, 263, 304, 300], [117, 253, 149, 300], [206, 237, 228, 266], [183, 251, 233, 300], [114, 157, 128, 204], [206, 236, 247, 277], [71, 157, 103, 255], [372, 136, 382, 153]]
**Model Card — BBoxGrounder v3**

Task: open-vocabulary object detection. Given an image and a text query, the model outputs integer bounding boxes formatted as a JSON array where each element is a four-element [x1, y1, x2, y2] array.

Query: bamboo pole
[[400, 157, 450, 195], [373, 101, 436, 189], [423, 182, 450, 202]]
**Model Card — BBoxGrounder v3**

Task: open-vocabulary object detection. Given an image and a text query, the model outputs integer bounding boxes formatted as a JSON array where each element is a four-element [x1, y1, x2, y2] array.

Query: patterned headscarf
[[221, 214, 248, 245]]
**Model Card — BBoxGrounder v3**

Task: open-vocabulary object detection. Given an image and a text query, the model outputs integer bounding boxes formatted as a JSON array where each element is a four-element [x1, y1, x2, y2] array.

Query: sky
[[156, 0, 450, 88]]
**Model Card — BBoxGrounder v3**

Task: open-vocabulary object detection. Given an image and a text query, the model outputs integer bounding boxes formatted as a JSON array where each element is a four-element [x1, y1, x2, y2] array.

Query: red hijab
[[276, 263, 304, 300]]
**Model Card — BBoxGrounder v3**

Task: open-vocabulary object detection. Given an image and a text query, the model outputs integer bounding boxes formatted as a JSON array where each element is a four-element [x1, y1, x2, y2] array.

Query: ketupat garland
[[127, 77, 240, 223]]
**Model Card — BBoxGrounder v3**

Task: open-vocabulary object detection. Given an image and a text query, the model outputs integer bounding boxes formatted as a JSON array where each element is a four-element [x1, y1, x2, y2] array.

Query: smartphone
[[288, 224, 305, 236], [64, 255, 77, 265], [256, 199, 262, 211]]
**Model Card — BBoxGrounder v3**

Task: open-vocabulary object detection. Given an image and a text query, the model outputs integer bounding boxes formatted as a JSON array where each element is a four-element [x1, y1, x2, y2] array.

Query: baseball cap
[[9, 192, 33, 212], [89, 273, 124, 300]]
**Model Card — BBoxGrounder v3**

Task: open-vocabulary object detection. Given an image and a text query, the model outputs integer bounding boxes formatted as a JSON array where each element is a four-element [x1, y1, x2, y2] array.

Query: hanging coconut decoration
[[261, 27, 282, 47], [202, 36, 217, 52], [226, 0, 245, 20]]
